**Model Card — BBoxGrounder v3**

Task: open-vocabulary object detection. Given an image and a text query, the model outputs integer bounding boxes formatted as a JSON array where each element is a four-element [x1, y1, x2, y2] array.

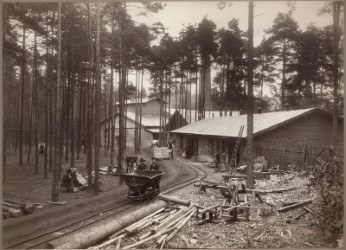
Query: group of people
[[125, 157, 160, 173], [61, 168, 84, 192]]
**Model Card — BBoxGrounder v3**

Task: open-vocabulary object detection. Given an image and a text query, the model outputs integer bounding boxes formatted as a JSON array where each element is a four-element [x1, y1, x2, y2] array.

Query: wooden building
[[170, 108, 344, 168]]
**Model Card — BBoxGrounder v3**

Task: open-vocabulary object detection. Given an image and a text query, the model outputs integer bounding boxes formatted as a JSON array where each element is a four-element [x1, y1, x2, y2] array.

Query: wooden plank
[[48, 201, 66, 205], [3, 205, 23, 218], [277, 199, 313, 213], [158, 194, 191, 207]]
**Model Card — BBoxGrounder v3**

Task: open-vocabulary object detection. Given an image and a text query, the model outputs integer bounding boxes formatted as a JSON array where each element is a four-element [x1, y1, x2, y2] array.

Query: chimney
[[258, 107, 262, 114], [239, 109, 244, 115], [229, 111, 232, 116]]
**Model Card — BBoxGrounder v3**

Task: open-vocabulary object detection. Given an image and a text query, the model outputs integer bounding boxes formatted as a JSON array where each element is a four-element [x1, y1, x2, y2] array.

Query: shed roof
[[126, 111, 170, 127], [115, 97, 166, 105], [168, 108, 240, 124], [171, 108, 331, 138]]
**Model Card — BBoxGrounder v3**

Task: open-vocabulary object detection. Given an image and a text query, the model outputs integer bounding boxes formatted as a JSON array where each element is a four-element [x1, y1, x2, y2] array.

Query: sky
[[126, 1, 334, 96], [130, 1, 333, 46]]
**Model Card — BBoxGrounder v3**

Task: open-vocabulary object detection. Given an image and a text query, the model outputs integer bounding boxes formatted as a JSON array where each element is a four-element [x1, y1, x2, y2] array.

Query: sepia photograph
[[2, 0, 344, 249]]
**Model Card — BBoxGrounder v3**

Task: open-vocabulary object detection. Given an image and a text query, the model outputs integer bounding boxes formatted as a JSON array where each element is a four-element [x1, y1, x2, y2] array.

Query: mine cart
[[120, 170, 164, 200]]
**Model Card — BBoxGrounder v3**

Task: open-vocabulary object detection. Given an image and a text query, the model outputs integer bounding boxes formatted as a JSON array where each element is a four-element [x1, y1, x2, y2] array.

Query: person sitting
[[61, 169, 74, 192], [137, 158, 147, 171], [70, 168, 83, 188], [149, 157, 160, 171]]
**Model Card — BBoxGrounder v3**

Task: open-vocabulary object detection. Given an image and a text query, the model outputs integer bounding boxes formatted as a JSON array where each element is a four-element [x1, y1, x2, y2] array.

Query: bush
[[309, 148, 343, 242]]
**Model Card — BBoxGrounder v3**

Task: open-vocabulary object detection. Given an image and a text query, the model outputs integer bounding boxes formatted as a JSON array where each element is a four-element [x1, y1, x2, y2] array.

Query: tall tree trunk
[[94, 2, 101, 194], [52, 2, 62, 202], [281, 39, 287, 110], [195, 58, 198, 123], [70, 39, 76, 168], [138, 69, 143, 149], [86, 1, 94, 191], [159, 72, 163, 146], [44, 12, 49, 179], [34, 31, 39, 175], [117, 2, 127, 184], [19, 25, 26, 166], [27, 63, 33, 164], [332, 1, 341, 150], [246, 1, 255, 189], [49, 25, 54, 174], [110, 57, 115, 167]]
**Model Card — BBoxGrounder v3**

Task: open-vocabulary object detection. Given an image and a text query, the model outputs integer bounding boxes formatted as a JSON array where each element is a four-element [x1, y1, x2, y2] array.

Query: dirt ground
[[3, 151, 342, 249], [2, 149, 145, 213]]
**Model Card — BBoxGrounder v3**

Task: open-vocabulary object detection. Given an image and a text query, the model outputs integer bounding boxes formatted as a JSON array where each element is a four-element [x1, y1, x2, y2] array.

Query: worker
[[215, 152, 221, 172], [167, 140, 174, 159], [137, 158, 147, 171], [149, 157, 160, 171], [61, 169, 73, 192]]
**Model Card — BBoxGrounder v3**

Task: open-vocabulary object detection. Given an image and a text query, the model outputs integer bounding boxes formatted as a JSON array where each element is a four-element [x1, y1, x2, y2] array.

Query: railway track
[[4, 156, 207, 249]]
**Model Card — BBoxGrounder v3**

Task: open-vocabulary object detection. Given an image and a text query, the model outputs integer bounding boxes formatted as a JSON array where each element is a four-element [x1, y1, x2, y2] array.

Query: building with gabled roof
[[170, 108, 343, 168]]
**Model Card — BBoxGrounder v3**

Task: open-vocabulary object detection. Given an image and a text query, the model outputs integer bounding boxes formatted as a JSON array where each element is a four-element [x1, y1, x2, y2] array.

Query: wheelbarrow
[[120, 170, 165, 200]]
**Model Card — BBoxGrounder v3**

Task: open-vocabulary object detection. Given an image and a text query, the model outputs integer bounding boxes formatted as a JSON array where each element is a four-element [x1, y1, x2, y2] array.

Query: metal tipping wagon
[[120, 170, 164, 200]]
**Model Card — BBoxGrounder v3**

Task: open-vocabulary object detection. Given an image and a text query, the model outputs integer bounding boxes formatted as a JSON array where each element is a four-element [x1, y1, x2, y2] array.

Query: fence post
[[303, 145, 307, 166]]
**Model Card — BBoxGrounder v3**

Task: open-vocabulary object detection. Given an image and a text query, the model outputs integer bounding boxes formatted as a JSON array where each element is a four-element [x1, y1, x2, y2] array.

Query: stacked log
[[2, 199, 36, 219]]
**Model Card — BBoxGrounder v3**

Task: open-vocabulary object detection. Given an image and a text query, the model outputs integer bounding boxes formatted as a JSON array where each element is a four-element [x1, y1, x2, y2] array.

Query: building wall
[[115, 99, 162, 115], [255, 112, 344, 148], [172, 112, 344, 166], [100, 117, 153, 149]]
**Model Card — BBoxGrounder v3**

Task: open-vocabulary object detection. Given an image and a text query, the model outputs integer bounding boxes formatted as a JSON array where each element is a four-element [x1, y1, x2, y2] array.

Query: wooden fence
[[254, 142, 343, 169]]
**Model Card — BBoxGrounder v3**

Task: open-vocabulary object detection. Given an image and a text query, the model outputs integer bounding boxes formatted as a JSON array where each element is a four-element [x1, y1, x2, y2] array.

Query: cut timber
[[224, 202, 250, 212], [247, 187, 297, 194], [3, 201, 35, 214], [27, 202, 49, 206], [3, 205, 23, 218], [152, 207, 190, 235], [139, 231, 152, 241], [166, 208, 196, 242], [3, 211, 12, 219], [283, 201, 300, 207], [50, 200, 168, 249], [48, 201, 66, 205], [91, 234, 124, 249], [115, 237, 122, 249], [4, 199, 26, 206], [122, 226, 175, 249], [158, 194, 191, 207], [277, 199, 313, 212], [125, 207, 165, 235]]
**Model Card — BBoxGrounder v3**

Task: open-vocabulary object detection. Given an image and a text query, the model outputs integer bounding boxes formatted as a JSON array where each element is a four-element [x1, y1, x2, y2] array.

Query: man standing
[[168, 140, 174, 159]]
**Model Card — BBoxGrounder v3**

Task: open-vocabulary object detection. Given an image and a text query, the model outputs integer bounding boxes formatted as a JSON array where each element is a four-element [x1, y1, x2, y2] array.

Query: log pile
[[90, 195, 215, 249], [2, 199, 46, 219]]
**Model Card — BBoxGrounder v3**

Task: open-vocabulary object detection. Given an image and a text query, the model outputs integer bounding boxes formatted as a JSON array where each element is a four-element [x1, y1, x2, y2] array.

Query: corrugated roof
[[171, 108, 318, 138]]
